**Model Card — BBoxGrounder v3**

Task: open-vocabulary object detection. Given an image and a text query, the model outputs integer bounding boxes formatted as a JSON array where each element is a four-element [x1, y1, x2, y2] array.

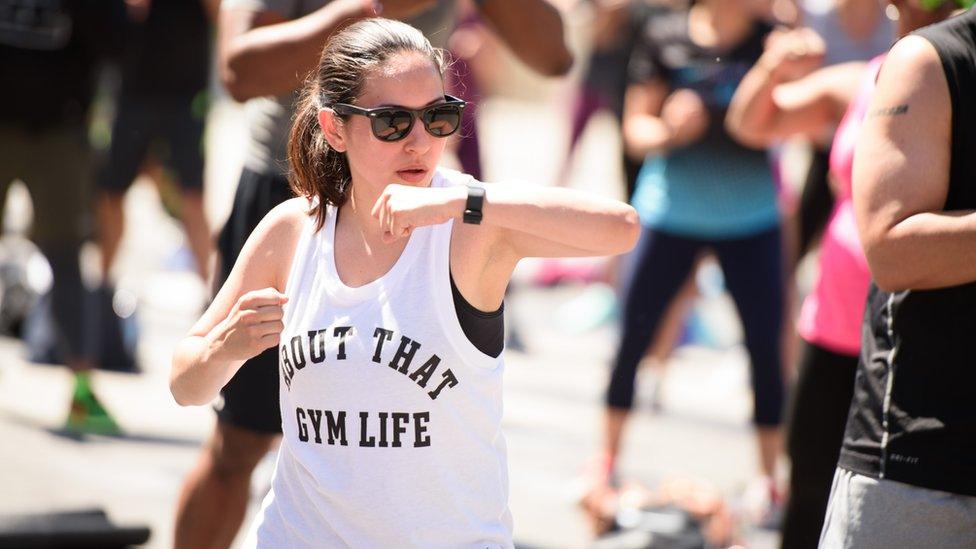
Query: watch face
[[464, 185, 485, 225], [463, 209, 482, 225]]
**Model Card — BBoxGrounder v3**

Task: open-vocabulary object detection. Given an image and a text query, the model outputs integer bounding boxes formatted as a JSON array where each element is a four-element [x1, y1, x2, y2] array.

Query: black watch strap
[[463, 184, 485, 225]]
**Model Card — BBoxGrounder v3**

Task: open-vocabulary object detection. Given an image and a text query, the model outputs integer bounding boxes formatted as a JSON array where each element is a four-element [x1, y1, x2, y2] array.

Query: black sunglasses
[[330, 95, 467, 142]]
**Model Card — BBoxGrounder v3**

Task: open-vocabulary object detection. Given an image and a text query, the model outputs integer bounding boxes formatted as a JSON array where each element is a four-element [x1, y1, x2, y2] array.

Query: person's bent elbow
[[221, 57, 257, 103], [170, 384, 196, 408], [169, 371, 220, 408], [220, 41, 270, 102], [169, 365, 204, 407], [612, 205, 641, 255], [540, 50, 574, 77], [170, 375, 202, 407], [222, 74, 252, 103], [169, 339, 221, 407], [868, 264, 912, 293], [862, 238, 913, 292]]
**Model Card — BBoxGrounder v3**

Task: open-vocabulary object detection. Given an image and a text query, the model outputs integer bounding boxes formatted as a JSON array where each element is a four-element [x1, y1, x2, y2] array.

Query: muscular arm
[[476, 0, 573, 76], [853, 36, 976, 292], [726, 61, 864, 149], [218, 0, 369, 101]]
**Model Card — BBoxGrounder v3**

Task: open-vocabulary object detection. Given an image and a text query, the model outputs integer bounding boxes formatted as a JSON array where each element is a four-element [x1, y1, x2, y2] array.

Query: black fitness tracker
[[463, 184, 485, 225]]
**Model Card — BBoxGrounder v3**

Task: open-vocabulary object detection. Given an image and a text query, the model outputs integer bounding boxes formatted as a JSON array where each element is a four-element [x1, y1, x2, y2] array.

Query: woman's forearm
[[220, 0, 367, 101], [448, 184, 640, 256], [865, 210, 976, 292], [726, 62, 784, 148], [170, 334, 244, 407]]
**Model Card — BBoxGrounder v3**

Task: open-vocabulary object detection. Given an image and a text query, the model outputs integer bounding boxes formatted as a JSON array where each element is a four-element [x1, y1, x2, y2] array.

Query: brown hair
[[288, 18, 448, 230]]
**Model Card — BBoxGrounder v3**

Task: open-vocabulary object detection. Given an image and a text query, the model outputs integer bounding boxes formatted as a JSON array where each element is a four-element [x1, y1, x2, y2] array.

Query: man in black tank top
[[820, 6, 976, 548]]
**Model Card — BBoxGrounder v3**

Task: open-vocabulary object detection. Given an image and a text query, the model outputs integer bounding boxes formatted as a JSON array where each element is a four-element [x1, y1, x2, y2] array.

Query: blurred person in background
[[559, 0, 658, 201], [594, 0, 788, 524], [445, 5, 485, 181], [789, 0, 894, 260], [97, 0, 220, 295], [173, 1, 572, 547], [726, 2, 957, 546], [819, 3, 976, 547], [546, 0, 689, 394], [0, 0, 125, 435], [799, 0, 894, 72]]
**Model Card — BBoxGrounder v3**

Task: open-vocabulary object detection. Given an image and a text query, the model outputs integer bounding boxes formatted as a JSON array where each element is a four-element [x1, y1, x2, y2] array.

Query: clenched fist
[[371, 184, 464, 243], [760, 28, 826, 81], [210, 288, 288, 362], [661, 89, 710, 149]]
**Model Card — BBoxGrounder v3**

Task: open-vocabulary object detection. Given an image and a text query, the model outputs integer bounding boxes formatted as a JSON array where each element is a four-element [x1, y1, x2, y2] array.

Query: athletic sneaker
[[64, 392, 122, 436]]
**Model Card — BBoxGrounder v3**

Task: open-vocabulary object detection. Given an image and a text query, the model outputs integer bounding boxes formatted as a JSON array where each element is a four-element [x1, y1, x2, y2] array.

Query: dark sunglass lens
[[423, 105, 462, 137], [372, 110, 413, 141]]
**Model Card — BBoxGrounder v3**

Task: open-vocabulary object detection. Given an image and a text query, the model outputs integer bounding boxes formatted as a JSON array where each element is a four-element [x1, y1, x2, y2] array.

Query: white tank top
[[243, 168, 512, 548]]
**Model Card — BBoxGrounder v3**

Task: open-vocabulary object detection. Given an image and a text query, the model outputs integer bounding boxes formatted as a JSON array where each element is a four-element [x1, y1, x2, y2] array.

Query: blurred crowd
[[2, 0, 974, 547]]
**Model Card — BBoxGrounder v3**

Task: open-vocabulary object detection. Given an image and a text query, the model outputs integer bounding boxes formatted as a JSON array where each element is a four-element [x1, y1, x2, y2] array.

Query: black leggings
[[780, 341, 858, 549], [607, 227, 786, 426]]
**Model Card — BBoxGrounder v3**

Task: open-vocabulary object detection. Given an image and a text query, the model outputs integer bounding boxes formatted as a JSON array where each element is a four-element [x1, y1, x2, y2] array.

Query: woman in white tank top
[[170, 18, 640, 548]]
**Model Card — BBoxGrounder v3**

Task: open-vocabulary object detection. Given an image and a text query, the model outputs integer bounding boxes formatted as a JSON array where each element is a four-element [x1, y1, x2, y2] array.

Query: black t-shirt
[[838, 8, 976, 497], [120, 0, 210, 99], [627, 9, 771, 151], [0, 0, 125, 128], [581, 1, 660, 118]]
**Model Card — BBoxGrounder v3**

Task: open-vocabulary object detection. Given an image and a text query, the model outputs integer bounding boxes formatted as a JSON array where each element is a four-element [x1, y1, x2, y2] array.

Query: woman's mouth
[[396, 167, 428, 183]]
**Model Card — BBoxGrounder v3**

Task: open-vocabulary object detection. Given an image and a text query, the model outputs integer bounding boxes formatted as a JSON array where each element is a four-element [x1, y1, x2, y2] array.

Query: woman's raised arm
[[372, 181, 641, 260], [475, 183, 640, 260]]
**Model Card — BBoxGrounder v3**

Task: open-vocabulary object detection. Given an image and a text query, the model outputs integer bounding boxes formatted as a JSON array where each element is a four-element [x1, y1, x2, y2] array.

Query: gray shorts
[[820, 468, 976, 549]]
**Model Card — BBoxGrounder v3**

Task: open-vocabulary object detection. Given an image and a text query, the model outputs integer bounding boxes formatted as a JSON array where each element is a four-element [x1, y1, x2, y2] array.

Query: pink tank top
[[797, 56, 885, 356]]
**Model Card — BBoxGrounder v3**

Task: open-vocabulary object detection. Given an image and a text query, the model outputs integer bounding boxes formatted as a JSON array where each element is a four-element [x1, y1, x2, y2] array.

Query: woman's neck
[[341, 181, 387, 242]]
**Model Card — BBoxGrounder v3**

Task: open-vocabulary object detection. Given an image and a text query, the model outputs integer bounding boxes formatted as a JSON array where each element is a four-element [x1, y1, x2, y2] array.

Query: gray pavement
[[0, 96, 780, 548]]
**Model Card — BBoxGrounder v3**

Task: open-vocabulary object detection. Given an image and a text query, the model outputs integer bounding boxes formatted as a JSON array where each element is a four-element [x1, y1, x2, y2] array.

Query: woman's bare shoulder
[[254, 197, 312, 241], [241, 197, 314, 288]]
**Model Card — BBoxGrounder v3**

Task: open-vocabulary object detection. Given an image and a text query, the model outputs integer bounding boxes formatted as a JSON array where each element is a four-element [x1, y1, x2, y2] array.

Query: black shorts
[[98, 94, 205, 192], [213, 168, 294, 433]]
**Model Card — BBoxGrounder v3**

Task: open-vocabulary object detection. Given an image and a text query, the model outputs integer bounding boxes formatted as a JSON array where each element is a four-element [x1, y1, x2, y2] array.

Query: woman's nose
[[402, 117, 433, 154]]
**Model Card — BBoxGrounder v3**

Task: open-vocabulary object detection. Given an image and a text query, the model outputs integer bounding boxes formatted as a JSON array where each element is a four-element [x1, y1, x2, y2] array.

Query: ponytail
[[288, 82, 350, 231]]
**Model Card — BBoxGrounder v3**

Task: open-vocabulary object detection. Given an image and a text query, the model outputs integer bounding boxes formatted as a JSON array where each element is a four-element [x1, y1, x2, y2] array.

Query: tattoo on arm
[[869, 105, 909, 118]]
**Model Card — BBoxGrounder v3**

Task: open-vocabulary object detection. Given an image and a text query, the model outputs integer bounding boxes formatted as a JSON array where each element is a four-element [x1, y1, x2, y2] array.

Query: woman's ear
[[318, 108, 346, 153]]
